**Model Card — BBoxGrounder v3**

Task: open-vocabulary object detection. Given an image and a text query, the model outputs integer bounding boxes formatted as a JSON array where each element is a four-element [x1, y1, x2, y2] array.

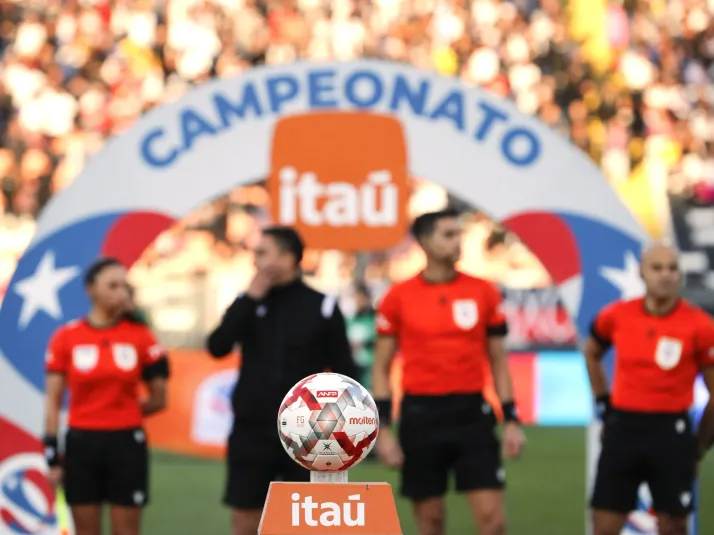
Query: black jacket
[[207, 279, 358, 425]]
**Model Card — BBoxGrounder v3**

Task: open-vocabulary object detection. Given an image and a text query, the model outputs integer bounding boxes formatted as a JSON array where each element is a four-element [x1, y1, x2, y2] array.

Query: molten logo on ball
[[348, 417, 376, 426], [277, 373, 379, 471]]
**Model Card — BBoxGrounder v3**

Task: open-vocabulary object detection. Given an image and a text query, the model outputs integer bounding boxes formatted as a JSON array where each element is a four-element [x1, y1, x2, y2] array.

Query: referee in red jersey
[[44, 258, 170, 535], [585, 243, 714, 535], [373, 209, 525, 535]]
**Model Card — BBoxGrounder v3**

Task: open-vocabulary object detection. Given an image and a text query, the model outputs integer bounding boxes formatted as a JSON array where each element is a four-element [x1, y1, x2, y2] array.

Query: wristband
[[375, 399, 392, 427], [43, 436, 59, 467], [595, 394, 611, 421], [501, 401, 520, 423]]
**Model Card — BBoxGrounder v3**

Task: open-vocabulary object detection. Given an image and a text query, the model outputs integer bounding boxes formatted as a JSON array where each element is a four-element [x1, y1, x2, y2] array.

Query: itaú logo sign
[[259, 481, 401, 534], [290, 493, 365, 527]]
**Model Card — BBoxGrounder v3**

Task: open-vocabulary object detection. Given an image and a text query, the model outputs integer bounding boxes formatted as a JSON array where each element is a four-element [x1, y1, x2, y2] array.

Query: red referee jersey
[[46, 318, 166, 430], [377, 272, 507, 396], [592, 298, 714, 413]]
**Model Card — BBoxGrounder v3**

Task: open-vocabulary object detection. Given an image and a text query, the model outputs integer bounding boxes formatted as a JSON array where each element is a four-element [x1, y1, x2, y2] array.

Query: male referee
[[373, 209, 525, 535], [585, 243, 714, 535], [206, 226, 358, 535]]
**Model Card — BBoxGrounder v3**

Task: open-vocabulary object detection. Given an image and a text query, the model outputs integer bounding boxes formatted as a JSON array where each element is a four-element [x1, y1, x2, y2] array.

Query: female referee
[[44, 258, 170, 535]]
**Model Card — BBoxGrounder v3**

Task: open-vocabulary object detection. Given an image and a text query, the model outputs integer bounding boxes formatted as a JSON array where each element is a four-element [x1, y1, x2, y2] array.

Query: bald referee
[[206, 226, 358, 535], [585, 243, 714, 535]]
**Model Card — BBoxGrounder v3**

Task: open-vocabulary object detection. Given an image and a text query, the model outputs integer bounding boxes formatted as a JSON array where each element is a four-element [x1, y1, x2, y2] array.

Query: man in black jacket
[[207, 226, 358, 535]]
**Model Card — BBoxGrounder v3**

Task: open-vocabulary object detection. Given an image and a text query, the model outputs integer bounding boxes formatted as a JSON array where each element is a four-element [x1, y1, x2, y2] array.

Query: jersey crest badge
[[72, 345, 98, 372], [112, 343, 138, 371], [654, 337, 682, 370], [452, 299, 478, 330]]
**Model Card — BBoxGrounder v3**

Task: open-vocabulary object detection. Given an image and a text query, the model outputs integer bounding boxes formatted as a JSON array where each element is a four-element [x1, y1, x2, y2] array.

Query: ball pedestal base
[[258, 471, 402, 535], [310, 471, 348, 483]]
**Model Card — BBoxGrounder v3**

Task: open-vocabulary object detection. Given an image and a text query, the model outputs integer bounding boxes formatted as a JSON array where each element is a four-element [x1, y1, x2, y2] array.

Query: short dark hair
[[410, 208, 461, 241], [84, 257, 123, 287], [262, 226, 305, 263]]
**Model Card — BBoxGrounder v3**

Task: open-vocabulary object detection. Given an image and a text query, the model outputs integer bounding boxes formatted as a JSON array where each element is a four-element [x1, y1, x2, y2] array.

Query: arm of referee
[[483, 283, 518, 419], [695, 320, 714, 460], [140, 333, 170, 415], [698, 369, 714, 460], [206, 294, 257, 358], [321, 295, 358, 380], [584, 305, 616, 419], [45, 328, 69, 468]]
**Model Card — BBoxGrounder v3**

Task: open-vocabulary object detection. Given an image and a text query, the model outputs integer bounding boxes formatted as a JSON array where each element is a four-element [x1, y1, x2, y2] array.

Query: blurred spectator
[[345, 281, 377, 391], [1, 0, 713, 307]]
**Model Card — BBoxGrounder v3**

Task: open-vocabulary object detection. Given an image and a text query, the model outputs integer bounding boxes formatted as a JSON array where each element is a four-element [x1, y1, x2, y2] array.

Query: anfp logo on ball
[[267, 112, 409, 250]]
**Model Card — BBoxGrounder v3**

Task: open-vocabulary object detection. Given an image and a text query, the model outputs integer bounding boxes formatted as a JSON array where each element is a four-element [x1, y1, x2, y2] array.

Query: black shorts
[[63, 428, 149, 507], [224, 422, 310, 510], [590, 410, 696, 516], [398, 393, 504, 501]]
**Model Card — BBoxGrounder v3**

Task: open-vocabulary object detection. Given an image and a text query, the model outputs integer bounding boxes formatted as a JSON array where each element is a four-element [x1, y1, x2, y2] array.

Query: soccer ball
[[277, 373, 379, 471]]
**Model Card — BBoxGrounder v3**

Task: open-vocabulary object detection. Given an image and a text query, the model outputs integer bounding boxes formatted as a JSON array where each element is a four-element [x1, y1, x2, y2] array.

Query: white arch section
[[33, 59, 645, 245]]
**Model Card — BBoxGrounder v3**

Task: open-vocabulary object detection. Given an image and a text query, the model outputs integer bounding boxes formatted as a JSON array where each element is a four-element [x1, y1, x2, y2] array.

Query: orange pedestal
[[259, 481, 402, 535]]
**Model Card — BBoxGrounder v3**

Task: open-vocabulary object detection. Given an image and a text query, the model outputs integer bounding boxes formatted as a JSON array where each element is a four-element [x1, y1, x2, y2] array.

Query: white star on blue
[[0, 214, 122, 393]]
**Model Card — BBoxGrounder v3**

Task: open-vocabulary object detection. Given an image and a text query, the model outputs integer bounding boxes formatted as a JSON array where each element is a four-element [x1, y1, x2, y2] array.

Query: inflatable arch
[[0, 60, 682, 535]]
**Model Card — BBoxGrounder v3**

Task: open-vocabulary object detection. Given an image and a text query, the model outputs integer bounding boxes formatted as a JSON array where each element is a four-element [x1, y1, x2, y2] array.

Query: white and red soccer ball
[[277, 373, 379, 471]]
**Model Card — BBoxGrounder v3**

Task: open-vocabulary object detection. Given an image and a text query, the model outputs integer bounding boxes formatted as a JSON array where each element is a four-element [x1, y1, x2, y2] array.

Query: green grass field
[[139, 427, 714, 534]]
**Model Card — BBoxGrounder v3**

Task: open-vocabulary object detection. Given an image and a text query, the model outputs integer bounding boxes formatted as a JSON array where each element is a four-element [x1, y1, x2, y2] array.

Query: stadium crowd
[[1, 0, 713, 306]]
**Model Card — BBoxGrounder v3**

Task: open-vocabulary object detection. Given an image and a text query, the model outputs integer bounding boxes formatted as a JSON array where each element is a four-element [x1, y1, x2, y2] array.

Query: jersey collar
[[641, 297, 682, 317], [419, 270, 460, 285], [84, 315, 123, 330], [268, 277, 302, 296]]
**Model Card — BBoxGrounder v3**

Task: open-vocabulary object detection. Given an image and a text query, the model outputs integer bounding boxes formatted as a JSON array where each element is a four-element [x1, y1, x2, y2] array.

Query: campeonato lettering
[[279, 168, 397, 228], [140, 68, 541, 169], [291, 492, 365, 527]]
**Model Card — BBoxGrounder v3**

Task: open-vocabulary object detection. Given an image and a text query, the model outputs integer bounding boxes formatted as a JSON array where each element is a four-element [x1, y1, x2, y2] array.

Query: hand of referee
[[47, 466, 63, 489], [245, 272, 272, 299], [376, 428, 404, 468], [502, 422, 526, 460]]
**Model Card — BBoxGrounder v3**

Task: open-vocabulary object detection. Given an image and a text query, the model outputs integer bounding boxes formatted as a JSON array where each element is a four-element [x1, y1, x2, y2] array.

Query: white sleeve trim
[[321, 294, 338, 318]]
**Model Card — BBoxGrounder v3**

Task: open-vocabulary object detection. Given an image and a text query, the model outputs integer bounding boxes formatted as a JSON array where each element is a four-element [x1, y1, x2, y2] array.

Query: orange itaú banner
[[267, 112, 410, 252], [144, 350, 503, 459], [259, 482, 401, 535]]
